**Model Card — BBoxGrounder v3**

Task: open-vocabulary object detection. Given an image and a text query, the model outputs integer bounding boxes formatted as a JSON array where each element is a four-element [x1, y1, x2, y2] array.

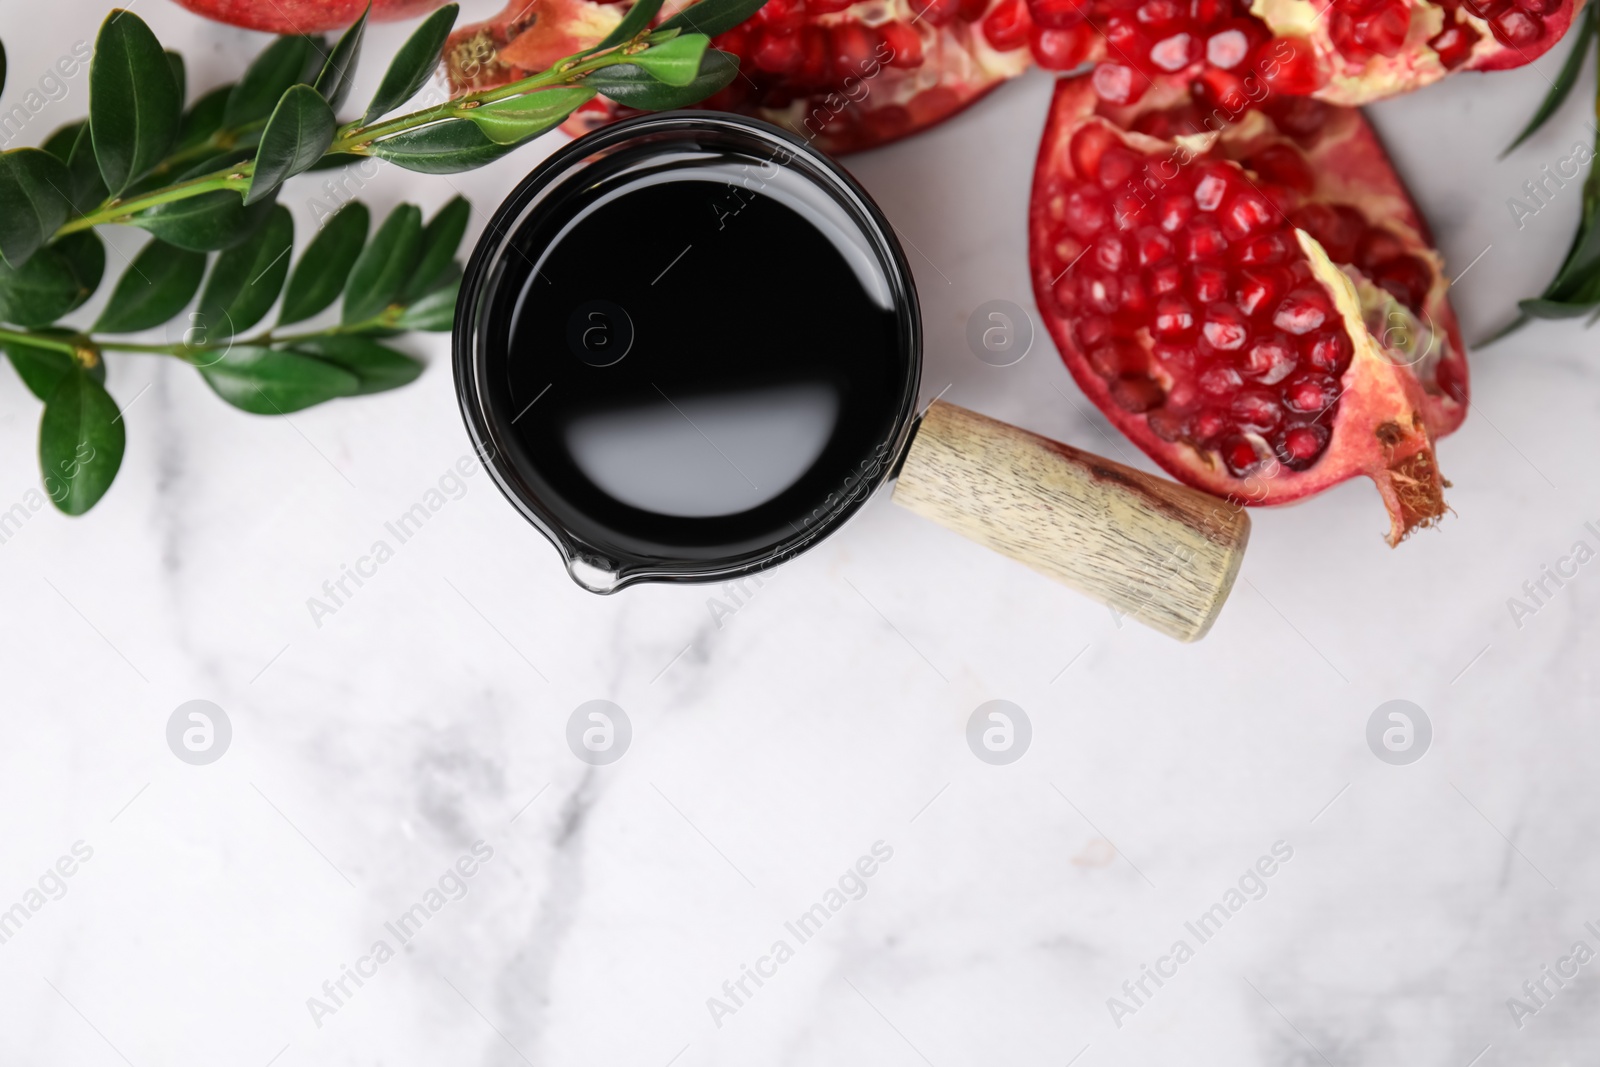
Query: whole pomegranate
[[1030, 76, 1468, 544], [167, 0, 449, 33]]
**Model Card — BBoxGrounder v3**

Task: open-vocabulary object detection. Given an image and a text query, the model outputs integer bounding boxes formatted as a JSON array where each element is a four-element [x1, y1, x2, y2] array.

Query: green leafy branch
[[1490, 2, 1600, 342], [0, 0, 763, 515]]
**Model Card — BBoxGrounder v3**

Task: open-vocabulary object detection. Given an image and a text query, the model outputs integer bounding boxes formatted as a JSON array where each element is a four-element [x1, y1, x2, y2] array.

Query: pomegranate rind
[[443, 0, 1031, 155], [1029, 74, 1461, 544]]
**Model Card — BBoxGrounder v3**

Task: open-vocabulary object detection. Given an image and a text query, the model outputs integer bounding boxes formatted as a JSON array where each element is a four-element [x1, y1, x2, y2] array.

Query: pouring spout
[[567, 557, 622, 594]]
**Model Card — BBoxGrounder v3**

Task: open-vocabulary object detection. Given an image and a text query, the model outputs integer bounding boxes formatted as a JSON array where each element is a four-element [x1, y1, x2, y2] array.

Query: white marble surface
[[2, 2, 1599, 1064]]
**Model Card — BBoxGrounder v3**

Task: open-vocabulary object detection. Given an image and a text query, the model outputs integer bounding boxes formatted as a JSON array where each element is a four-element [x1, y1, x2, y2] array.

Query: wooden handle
[[891, 400, 1249, 642]]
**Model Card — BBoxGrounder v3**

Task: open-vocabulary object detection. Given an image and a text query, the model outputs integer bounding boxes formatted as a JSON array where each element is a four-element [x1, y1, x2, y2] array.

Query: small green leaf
[[55, 232, 106, 319], [40, 367, 125, 515], [90, 9, 182, 194], [307, 152, 367, 172], [585, 48, 739, 111], [363, 4, 459, 124], [402, 196, 470, 302], [280, 200, 369, 326], [315, 4, 369, 112], [199, 345, 360, 413], [344, 204, 422, 322], [394, 276, 459, 331], [94, 240, 207, 333], [246, 84, 337, 205], [0, 149, 72, 269], [1519, 296, 1600, 319], [130, 156, 276, 252], [4, 331, 102, 401], [1502, 4, 1596, 157], [629, 34, 710, 87], [167, 50, 187, 104], [467, 85, 595, 145], [594, 0, 667, 52], [175, 84, 233, 155], [293, 335, 423, 394], [657, 0, 769, 40], [42, 122, 84, 164], [225, 35, 324, 129], [66, 125, 110, 215], [196, 204, 294, 337], [0, 233, 104, 328], [367, 118, 521, 173]]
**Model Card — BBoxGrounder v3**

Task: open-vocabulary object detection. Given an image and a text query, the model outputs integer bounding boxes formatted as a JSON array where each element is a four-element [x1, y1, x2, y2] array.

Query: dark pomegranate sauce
[[468, 123, 919, 584]]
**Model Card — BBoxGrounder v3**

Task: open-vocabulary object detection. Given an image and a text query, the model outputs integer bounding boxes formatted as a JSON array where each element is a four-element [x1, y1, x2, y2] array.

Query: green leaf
[[657, 0, 769, 40], [629, 34, 710, 86], [94, 240, 207, 333], [363, 4, 459, 124], [246, 84, 337, 205], [467, 85, 595, 146], [1503, 4, 1596, 158], [176, 84, 233, 155], [90, 9, 182, 195], [280, 200, 369, 325], [344, 204, 422, 322], [315, 4, 369, 112], [595, 0, 667, 52], [292, 335, 423, 394], [585, 48, 739, 111], [402, 196, 470, 302], [0, 149, 72, 269], [366, 118, 521, 173], [130, 156, 277, 252], [40, 367, 125, 515], [167, 50, 187, 104], [196, 204, 294, 338], [225, 35, 324, 129], [394, 277, 459, 331], [199, 345, 360, 413], [42, 122, 84, 164], [307, 152, 367, 172], [4, 331, 103, 401], [1519, 296, 1600, 319], [66, 125, 110, 215], [0, 233, 104, 328]]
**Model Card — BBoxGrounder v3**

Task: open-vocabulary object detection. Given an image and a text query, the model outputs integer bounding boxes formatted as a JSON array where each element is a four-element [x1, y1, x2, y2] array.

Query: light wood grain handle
[[891, 400, 1249, 642]]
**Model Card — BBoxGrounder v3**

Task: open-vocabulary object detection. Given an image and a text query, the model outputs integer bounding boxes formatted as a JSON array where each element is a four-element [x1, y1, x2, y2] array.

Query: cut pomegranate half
[[1038, 0, 1585, 108], [1030, 75, 1469, 543], [444, 0, 1033, 154]]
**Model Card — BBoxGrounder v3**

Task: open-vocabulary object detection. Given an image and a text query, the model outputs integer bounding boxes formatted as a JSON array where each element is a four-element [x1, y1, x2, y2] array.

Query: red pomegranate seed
[[1202, 302, 1250, 351], [912, 0, 964, 26], [1516, 0, 1560, 12], [1156, 191, 1195, 232], [1191, 262, 1228, 302], [1199, 362, 1244, 395], [1263, 97, 1332, 144], [1093, 231, 1131, 271], [1064, 186, 1111, 235], [807, 0, 856, 10], [1490, 8, 1544, 45], [1135, 227, 1174, 265], [1092, 62, 1147, 105], [878, 21, 926, 67], [1256, 36, 1326, 94], [1231, 232, 1293, 266], [1110, 375, 1167, 411], [1220, 190, 1277, 239], [1149, 31, 1200, 70], [1190, 0, 1230, 26], [1236, 266, 1288, 317], [1181, 217, 1228, 261], [1232, 387, 1285, 433], [1220, 434, 1264, 475], [958, 0, 990, 18], [1352, 0, 1411, 56], [1154, 296, 1198, 339], [983, 0, 1034, 49], [1070, 124, 1119, 181], [1112, 190, 1151, 228], [1192, 66, 1250, 112], [1147, 261, 1184, 295], [1428, 20, 1480, 66], [1273, 289, 1332, 335], [1073, 315, 1114, 349], [1191, 406, 1229, 443], [1117, 274, 1151, 317], [1248, 144, 1315, 195], [1354, 226, 1406, 270], [753, 30, 805, 72], [830, 23, 880, 75], [1204, 24, 1253, 68], [1373, 254, 1433, 311], [1136, 0, 1185, 26], [798, 26, 830, 81], [1463, 0, 1512, 17], [1081, 271, 1120, 314], [1275, 424, 1330, 468], [1192, 162, 1235, 211], [1301, 330, 1352, 375], [1152, 340, 1196, 368], [1098, 145, 1143, 188], [756, 0, 802, 27], [1282, 373, 1340, 414], [1241, 334, 1298, 383], [1089, 338, 1147, 376], [1034, 24, 1096, 67], [1029, 0, 1088, 28], [1147, 407, 1188, 441]]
